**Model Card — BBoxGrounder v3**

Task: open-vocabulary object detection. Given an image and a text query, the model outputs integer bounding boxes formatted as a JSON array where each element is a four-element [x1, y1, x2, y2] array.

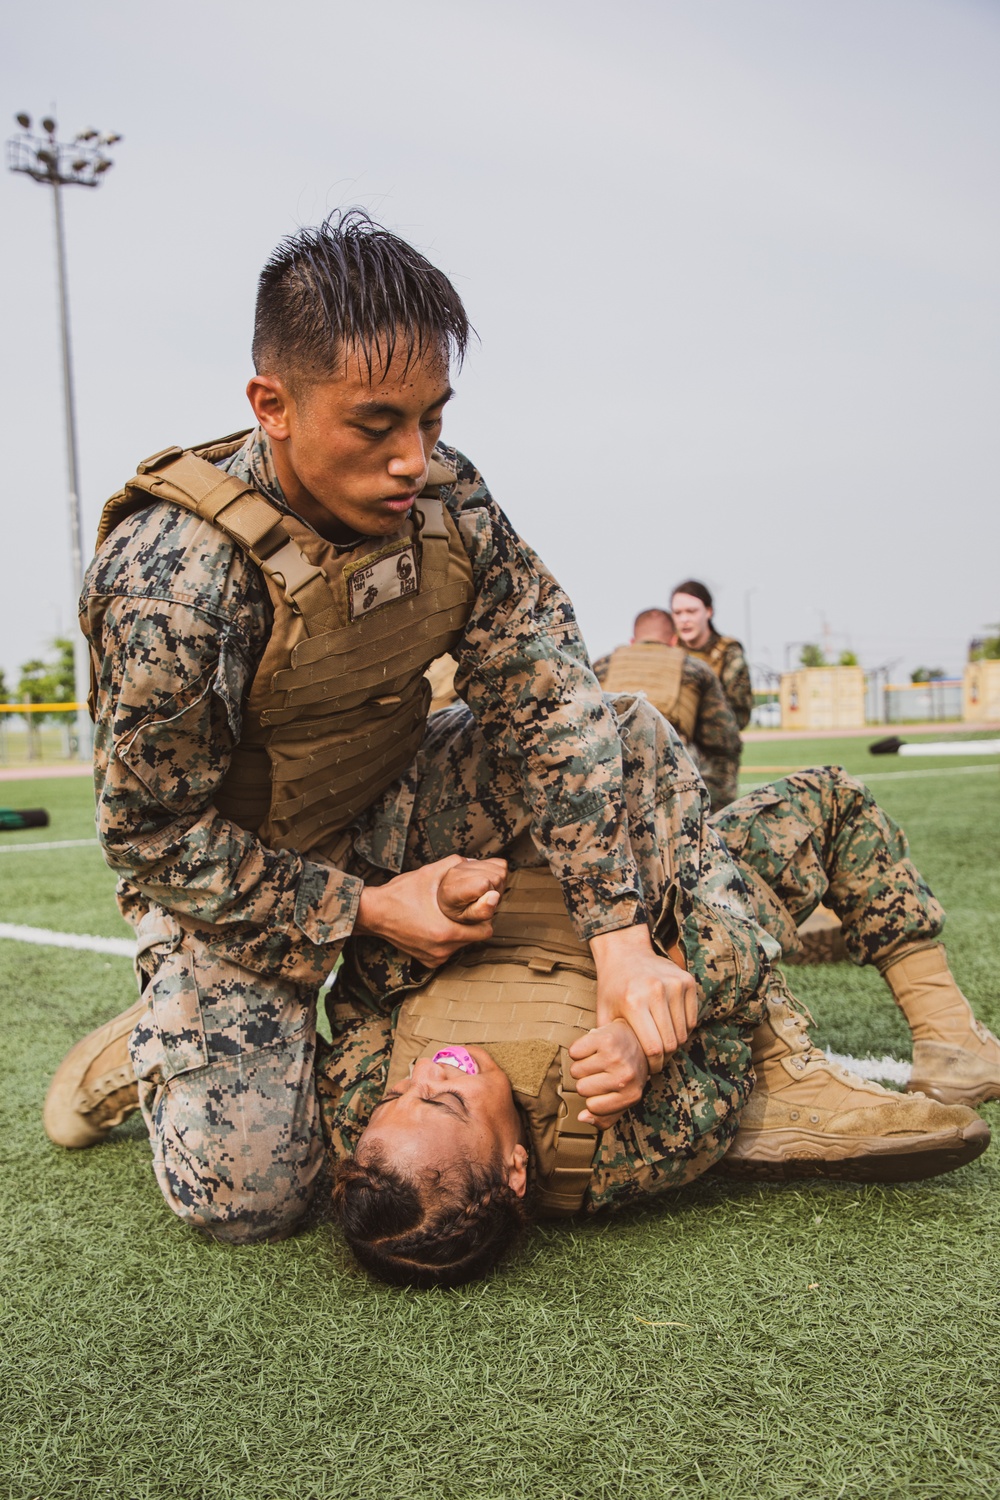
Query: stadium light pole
[[6, 113, 122, 759], [743, 586, 757, 687]]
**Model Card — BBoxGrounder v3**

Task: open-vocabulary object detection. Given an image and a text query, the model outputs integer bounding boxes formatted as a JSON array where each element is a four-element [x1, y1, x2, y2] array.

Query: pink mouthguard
[[431, 1046, 478, 1076]]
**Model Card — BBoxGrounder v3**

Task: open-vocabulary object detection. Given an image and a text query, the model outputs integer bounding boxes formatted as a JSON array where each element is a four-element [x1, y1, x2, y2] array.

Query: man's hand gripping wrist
[[588, 922, 698, 1075]]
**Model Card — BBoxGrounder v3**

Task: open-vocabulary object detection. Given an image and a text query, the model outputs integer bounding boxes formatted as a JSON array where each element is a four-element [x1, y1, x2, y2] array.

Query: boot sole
[[908, 1079, 1000, 1108], [43, 997, 146, 1149], [717, 1118, 990, 1183]]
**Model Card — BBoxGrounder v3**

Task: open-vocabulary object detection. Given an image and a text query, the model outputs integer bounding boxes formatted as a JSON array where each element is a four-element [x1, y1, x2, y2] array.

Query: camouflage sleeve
[[720, 642, 753, 729], [435, 447, 646, 941], [82, 504, 363, 985], [315, 1014, 393, 1162], [689, 658, 741, 759]]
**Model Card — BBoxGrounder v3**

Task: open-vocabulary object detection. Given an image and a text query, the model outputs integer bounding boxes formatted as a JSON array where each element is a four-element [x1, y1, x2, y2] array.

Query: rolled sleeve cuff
[[294, 860, 364, 948], [559, 876, 648, 943]]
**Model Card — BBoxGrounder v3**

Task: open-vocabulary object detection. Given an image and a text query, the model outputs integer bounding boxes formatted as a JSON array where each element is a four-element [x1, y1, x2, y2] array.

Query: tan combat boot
[[720, 993, 990, 1182], [881, 943, 1000, 1107], [43, 997, 144, 1148]]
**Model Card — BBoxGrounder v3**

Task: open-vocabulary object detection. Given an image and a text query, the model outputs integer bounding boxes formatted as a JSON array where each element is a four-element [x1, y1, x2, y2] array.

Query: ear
[[247, 374, 295, 441], [506, 1142, 529, 1199]]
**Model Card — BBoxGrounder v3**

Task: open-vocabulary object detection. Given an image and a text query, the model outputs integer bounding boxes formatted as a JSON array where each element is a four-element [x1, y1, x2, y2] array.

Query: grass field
[[2, 736, 999, 1500]]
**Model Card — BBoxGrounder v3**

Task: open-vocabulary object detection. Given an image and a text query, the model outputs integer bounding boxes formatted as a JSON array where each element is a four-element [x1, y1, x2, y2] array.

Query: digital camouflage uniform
[[592, 649, 742, 813], [316, 762, 946, 1213], [83, 430, 739, 1242], [684, 630, 752, 809], [83, 426, 946, 1237], [711, 768, 944, 969]]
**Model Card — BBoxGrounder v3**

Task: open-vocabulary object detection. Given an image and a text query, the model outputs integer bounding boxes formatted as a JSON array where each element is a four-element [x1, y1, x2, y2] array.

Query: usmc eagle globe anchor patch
[[345, 538, 419, 621]]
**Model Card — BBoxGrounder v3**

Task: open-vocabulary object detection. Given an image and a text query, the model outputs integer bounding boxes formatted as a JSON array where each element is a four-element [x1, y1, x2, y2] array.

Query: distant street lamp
[[6, 113, 122, 759], [743, 586, 757, 686]]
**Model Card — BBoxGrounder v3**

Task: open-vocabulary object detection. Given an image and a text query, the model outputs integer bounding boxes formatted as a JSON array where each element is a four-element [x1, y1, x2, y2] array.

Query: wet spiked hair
[[252, 208, 472, 383], [332, 1148, 528, 1290]]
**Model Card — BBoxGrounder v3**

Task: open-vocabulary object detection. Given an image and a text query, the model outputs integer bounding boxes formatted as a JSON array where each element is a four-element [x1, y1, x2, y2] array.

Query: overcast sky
[[2, 0, 997, 691]]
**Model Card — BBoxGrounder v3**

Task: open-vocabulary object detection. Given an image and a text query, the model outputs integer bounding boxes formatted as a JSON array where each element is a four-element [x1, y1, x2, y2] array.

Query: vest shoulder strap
[[707, 634, 739, 674], [101, 440, 343, 633]]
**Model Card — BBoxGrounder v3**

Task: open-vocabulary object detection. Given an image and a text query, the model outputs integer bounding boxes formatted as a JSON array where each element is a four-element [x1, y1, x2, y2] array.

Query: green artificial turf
[[2, 747, 999, 1500]]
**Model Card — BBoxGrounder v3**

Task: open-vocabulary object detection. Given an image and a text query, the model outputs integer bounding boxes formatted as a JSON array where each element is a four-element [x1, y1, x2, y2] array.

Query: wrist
[[589, 922, 653, 973], [354, 883, 387, 940]]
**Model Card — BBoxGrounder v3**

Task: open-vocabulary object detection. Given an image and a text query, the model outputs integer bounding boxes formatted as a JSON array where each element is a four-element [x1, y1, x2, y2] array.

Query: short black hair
[[253, 208, 472, 383], [332, 1147, 527, 1290], [671, 579, 714, 611]]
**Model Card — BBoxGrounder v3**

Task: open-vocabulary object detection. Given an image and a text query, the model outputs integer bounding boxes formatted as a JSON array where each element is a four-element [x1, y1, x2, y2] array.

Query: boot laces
[[779, 1006, 891, 1089], [779, 1004, 824, 1066]]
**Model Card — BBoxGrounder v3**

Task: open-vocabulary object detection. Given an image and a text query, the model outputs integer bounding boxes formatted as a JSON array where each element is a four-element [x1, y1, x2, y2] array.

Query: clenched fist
[[355, 855, 508, 968]]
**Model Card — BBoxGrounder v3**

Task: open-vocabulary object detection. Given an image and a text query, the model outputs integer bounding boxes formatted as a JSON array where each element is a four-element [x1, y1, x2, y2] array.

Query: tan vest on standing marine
[[386, 868, 601, 1217], [95, 432, 476, 855], [690, 633, 738, 680], [598, 643, 700, 742]]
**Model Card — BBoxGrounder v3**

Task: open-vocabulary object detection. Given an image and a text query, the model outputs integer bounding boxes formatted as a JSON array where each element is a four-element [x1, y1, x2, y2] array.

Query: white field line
[[0, 838, 99, 853], [860, 765, 998, 783], [740, 764, 998, 786], [899, 739, 1000, 757], [826, 1050, 912, 1085], [0, 921, 915, 1082], [0, 922, 135, 958]]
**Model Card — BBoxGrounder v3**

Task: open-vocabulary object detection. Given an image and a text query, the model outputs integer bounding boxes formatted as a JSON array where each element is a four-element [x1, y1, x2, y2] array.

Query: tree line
[[0, 637, 76, 711]]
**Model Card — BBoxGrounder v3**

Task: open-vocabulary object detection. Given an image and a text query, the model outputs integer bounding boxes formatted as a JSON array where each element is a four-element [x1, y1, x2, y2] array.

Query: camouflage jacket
[[591, 649, 741, 768], [686, 631, 753, 729], [81, 430, 645, 986]]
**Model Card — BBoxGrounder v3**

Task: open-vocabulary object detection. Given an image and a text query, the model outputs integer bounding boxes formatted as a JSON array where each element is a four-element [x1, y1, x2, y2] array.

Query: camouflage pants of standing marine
[[129, 696, 769, 1243]]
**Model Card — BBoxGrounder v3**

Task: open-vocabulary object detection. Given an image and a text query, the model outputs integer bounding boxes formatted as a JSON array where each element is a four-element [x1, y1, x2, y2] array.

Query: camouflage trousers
[[715, 767, 944, 967], [587, 765, 945, 1211], [130, 697, 769, 1241]]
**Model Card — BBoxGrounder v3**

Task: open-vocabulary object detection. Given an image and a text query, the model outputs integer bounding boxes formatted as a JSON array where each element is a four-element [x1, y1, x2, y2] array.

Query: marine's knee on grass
[[130, 920, 325, 1243], [142, 1054, 326, 1244], [332, 1148, 528, 1288]]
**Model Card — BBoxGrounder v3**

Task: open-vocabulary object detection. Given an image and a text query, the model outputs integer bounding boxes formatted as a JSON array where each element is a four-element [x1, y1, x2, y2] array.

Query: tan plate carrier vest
[[690, 633, 738, 681], [599, 643, 699, 742], [96, 432, 476, 854], [387, 868, 600, 1217]]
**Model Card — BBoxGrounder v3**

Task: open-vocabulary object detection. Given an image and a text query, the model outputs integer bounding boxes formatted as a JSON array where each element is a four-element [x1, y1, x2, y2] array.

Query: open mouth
[[432, 1047, 479, 1076]]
